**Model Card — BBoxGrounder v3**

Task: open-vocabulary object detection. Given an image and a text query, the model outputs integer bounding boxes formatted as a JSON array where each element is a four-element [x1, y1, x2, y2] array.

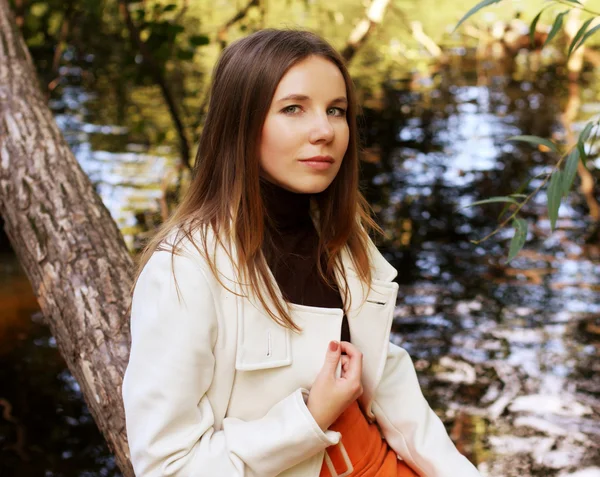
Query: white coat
[[122, 226, 481, 477]]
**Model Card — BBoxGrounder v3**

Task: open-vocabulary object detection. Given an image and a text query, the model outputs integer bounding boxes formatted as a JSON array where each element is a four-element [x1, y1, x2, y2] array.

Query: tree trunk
[[0, 1, 134, 475]]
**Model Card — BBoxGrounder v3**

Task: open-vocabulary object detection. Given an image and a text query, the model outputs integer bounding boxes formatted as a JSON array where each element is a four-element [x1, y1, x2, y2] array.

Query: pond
[[1, 49, 599, 476]]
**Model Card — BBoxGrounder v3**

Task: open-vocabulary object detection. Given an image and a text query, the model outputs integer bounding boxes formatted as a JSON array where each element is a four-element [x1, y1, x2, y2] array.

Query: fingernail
[[329, 341, 339, 351]]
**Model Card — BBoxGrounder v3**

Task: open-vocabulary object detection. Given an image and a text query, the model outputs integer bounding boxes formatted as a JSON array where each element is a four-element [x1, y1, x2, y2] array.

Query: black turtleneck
[[260, 178, 350, 343]]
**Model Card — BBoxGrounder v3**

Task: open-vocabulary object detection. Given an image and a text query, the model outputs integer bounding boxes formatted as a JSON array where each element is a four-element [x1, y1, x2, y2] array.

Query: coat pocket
[[365, 278, 398, 308], [235, 298, 292, 371]]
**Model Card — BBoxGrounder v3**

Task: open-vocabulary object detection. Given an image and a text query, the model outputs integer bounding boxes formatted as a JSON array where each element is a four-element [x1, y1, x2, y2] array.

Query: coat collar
[[307, 203, 399, 414], [333, 241, 399, 417]]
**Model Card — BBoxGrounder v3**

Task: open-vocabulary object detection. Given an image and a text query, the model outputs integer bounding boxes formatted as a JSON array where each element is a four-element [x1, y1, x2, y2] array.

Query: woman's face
[[259, 55, 349, 194]]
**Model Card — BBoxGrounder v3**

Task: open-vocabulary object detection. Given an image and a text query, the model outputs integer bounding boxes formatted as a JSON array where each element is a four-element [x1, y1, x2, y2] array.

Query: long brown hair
[[133, 29, 383, 331]]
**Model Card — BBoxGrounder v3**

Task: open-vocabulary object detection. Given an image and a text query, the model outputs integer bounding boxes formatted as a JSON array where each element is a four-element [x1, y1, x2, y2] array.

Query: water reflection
[[361, 54, 600, 475], [1, 51, 599, 475], [0, 256, 121, 477]]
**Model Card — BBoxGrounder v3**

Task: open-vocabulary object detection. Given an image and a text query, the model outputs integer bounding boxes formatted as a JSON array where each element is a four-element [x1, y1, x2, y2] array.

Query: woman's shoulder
[[147, 224, 236, 285], [363, 234, 398, 282], [155, 221, 229, 258]]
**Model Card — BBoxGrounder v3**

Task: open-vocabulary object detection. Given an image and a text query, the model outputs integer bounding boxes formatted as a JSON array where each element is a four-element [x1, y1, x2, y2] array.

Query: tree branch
[[342, 0, 391, 62], [118, 0, 192, 170], [410, 21, 444, 59], [217, 0, 260, 49]]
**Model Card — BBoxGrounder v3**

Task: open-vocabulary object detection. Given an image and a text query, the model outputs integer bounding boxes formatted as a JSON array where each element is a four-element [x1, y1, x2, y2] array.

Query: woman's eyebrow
[[276, 94, 348, 104], [330, 96, 348, 105]]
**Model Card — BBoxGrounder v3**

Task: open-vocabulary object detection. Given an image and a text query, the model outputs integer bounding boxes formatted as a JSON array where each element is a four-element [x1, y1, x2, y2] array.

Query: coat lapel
[[335, 241, 399, 418]]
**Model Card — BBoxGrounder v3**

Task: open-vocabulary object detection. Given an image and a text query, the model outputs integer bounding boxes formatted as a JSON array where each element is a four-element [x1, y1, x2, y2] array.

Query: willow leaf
[[508, 135, 560, 153], [498, 174, 539, 219], [544, 11, 569, 48], [578, 121, 595, 167], [507, 218, 528, 263], [454, 0, 503, 33], [463, 196, 520, 209], [562, 148, 580, 197], [574, 24, 600, 51], [547, 170, 563, 231], [530, 7, 551, 47], [567, 17, 594, 58], [577, 142, 588, 168], [580, 121, 594, 144]]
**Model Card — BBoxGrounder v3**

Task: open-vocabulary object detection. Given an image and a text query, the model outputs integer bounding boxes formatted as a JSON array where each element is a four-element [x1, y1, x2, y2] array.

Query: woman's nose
[[309, 115, 334, 143]]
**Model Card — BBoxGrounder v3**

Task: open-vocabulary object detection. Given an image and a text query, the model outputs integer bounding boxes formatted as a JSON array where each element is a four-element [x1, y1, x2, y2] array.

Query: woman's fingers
[[339, 341, 361, 358], [339, 341, 363, 381], [341, 355, 349, 375]]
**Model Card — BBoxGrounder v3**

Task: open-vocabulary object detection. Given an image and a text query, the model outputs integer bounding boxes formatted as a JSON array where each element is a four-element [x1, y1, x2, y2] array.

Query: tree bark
[[0, 1, 134, 475]]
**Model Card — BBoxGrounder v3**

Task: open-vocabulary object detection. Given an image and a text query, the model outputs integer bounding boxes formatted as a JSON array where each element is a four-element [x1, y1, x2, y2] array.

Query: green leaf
[[498, 174, 541, 219], [508, 135, 560, 153], [507, 218, 528, 263], [462, 196, 520, 209], [562, 0, 582, 4], [562, 148, 580, 197], [177, 49, 195, 60], [575, 24, 600, 51], [577, 142, 588, 167], [580, 121, 594, 143], [163, 4, 177, 12], [544, 10, 569, 48], [453, 0, 503, 33], [167, 24, 185, 36], [547, 170, 563, 231], [577, 121, 595, 167], [530, 7, 551, 47], [567, 17, 594, 58], [189, 34, 210, 47]]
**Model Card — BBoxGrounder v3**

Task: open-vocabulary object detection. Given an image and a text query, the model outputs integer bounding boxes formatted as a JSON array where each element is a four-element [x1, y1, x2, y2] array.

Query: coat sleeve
[[122, 250, 340, 477], [372, 343, 481, 477]]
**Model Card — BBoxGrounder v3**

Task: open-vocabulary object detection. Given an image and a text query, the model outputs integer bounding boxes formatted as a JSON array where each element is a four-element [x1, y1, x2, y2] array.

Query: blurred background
[[1, 0, 600, 475]]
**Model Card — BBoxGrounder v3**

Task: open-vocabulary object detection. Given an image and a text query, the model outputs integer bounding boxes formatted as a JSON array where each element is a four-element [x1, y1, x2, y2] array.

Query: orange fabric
[[319, 401, 419, 477]]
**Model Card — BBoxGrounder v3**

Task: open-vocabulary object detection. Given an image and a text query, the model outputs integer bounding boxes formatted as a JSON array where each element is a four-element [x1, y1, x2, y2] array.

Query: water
[[1, 52, 599, 476]]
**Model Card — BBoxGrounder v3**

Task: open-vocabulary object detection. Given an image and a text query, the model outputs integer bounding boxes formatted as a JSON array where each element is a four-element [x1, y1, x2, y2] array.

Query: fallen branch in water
[[487, 361, 522, 420]]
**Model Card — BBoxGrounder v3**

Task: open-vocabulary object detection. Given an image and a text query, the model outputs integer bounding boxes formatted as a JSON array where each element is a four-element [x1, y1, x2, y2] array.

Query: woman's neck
[[260, 178, 312, 232]]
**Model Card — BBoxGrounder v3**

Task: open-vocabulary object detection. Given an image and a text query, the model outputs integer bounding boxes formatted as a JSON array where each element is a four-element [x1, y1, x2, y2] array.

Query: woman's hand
[[306, 340, 363, 431]]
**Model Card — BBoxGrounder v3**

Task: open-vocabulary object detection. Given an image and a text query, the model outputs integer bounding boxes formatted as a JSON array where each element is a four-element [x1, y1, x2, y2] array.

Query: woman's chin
[[281, 178, 334, 194]]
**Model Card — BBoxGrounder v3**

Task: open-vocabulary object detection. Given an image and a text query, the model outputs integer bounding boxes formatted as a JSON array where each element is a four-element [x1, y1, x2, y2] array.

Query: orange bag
[[320, 401, 419, 477]]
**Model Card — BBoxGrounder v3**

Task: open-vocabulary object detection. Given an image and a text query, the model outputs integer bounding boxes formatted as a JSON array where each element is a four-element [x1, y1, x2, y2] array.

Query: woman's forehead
[[272, 56, 347, 102]]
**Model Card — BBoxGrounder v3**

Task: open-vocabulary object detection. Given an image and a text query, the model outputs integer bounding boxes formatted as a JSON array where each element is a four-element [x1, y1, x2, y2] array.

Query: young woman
[[122, 29, 481, 477]]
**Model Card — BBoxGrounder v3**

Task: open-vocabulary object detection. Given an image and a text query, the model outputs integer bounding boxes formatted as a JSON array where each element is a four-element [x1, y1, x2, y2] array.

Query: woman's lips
[[299, 155, 334, 171]]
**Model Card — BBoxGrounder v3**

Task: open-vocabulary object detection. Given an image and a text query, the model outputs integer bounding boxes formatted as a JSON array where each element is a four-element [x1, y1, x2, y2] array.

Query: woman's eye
[[282, 105, 301, 114], [328, 107, 346, 117]]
